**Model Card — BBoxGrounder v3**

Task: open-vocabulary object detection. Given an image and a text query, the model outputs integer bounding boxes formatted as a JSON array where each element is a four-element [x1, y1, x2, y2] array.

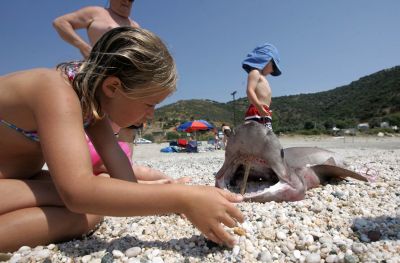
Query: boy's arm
[[246, 70, 270, 116], [53, 7, 99, 58]]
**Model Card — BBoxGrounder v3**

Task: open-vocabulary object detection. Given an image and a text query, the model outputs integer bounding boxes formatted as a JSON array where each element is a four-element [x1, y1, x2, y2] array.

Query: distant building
[[357, 123, 369, 130]]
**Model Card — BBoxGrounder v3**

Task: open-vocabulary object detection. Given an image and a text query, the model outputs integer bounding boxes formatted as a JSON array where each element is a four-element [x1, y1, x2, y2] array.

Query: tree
[[304, 121, 315, 130]]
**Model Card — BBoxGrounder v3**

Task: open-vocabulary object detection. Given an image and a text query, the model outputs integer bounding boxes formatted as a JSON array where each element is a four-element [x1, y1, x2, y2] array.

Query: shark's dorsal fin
[[323, 157, 337, 166]]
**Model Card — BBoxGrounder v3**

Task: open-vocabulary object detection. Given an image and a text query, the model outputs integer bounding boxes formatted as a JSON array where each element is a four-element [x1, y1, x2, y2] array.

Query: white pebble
[[81, 255, 92, 263], [152, 257, 164, 263], [305, 253, 321, 263], [17, 246, 31, 253], [293, 250, 302, 259], [325, 254, 338, 263], [276, 231, 287, 240], [112, 249, 124, 258], [232, 245, 240, 256], [126, 247, 142, 257]]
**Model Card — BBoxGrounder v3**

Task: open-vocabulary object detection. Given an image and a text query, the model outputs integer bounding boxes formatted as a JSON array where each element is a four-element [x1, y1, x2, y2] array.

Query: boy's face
[[261, 61, 274, 76]]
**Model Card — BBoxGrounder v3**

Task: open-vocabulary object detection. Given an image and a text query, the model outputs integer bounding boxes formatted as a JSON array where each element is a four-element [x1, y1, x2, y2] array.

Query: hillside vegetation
[[154, 66, 400, 134]]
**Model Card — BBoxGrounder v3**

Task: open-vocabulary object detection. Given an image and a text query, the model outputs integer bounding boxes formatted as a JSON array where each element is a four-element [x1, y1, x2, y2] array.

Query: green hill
[[155, 66, 400, 133]]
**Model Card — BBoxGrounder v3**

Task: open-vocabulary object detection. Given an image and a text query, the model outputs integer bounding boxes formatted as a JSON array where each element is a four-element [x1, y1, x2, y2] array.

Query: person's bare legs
[[0, 173, 103, 252], [0, 207, 102, 252], [93, 163, 190, 184], [133, 165, 190, 184]]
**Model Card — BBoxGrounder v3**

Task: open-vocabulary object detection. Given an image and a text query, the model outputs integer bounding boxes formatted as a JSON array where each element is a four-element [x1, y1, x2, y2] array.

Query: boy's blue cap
[[242, 43, 282, 76]]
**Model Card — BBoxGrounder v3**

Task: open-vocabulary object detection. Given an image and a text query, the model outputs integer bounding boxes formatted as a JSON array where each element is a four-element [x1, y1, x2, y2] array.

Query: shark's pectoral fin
[[311, 164, 369, 182]]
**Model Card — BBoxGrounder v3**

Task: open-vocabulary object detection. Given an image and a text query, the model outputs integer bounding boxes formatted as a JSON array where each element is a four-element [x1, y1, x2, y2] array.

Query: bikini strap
[[66, 62, 81, 81]]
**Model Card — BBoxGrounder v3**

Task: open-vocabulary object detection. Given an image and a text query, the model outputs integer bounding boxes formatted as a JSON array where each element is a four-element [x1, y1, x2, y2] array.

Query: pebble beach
[[1, 136, 399, 263]]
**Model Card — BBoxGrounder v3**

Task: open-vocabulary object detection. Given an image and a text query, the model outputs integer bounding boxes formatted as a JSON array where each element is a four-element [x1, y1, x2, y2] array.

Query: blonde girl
[[0, 27, 243, 252]]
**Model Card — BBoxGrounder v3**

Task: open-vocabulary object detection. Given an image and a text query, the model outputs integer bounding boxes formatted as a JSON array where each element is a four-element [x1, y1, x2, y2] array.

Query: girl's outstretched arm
[[33, 73, 244, 246]]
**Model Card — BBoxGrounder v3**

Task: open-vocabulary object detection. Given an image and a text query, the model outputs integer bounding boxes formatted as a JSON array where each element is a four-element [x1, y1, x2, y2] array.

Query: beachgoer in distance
[[0, 27, 244, 252], [214, 129, 220, 150], [221, 123, 231, 148], [53, 0, 175, 183], [242, 43, 282, 130]]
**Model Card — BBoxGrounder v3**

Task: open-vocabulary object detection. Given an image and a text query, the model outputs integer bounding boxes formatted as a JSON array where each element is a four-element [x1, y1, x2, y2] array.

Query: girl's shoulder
[[27, 68, 80, 108], [2, 68, 71, 96], [31, 68, 72, 90]]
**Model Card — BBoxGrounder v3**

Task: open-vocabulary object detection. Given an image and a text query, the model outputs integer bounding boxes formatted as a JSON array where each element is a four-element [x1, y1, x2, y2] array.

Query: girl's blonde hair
[[58, 27, 177, 121]]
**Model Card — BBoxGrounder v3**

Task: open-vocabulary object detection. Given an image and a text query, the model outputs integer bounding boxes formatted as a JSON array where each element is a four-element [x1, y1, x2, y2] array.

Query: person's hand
[[168, 176, 191, 184], [181, 186, 244, 247], [138, 176, 191, 185], [80, 44, 92, 59], [258, 106, 270, 117]]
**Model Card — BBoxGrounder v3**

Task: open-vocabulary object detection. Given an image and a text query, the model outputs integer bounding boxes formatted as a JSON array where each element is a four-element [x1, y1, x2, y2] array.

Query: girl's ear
[[102, 76, 122, 98]]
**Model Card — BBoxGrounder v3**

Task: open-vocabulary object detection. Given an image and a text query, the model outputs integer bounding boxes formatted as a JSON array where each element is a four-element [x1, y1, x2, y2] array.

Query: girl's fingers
[[179, 213, 187, 219], [219, 189, 243, 203], [226, 204, 245, 223], [205, 230, 222, 245], [212, 224, 236, 248], [220, 213, 237, 228], [174, 177, 191, 184]]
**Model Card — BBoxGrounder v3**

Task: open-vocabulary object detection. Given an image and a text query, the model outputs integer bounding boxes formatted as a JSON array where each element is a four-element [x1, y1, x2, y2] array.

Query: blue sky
[[1, 1, 399, 107]]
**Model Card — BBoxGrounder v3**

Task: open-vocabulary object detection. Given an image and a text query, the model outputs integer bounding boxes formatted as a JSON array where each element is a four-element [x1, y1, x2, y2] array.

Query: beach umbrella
[[176, 120, 214, 133]]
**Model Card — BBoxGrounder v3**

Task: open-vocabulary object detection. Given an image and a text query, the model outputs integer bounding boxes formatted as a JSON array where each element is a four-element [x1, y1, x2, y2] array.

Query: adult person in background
[[53, 0, 139, 58], [221, 123, 231, 149], [53, 0, 184, 183], [214, 129, 220, 150]]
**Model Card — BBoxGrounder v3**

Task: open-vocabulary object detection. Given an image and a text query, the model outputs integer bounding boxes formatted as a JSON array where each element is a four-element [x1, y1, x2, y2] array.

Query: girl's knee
[[70, 214, 103, 236], [47, 209, 103, 241]]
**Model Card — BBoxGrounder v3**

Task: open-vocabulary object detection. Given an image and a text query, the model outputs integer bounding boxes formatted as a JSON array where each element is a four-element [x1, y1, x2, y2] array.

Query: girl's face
[[100, 77, 170, 128]]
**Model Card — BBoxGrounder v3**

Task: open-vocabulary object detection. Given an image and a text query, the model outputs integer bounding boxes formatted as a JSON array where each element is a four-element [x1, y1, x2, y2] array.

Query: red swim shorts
[[244, 104, 272, 124]]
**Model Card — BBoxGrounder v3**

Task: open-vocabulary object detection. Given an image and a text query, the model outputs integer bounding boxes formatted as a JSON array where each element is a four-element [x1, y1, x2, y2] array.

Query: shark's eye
[[281, 149, 284, 158]]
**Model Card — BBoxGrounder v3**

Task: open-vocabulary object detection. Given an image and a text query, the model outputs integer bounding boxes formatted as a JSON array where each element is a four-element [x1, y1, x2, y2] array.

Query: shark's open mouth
[[220, 155, 280, 199]]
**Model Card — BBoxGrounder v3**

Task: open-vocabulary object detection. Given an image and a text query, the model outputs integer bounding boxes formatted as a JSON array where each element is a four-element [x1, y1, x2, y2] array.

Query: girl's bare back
[[0, 69, 77, 179]]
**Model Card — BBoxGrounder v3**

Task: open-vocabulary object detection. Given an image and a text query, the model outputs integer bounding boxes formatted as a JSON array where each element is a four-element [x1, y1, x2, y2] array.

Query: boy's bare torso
[[255, 75, 272, 107]]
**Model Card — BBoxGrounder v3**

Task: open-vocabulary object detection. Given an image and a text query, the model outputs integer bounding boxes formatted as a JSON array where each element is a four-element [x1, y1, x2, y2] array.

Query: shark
[[215, 122, 376, 202]]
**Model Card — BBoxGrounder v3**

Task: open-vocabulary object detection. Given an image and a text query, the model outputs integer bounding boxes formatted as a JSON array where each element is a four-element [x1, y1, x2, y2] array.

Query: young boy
[[242, 43, 282, 130]]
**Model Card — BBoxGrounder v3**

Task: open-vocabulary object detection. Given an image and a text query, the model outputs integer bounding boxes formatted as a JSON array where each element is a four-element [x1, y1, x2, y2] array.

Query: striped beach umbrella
[[176, 120, 214, 133]]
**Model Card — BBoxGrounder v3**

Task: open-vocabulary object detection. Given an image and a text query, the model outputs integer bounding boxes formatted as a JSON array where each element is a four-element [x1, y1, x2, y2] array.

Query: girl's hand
[[182, 186, 244, 247]]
